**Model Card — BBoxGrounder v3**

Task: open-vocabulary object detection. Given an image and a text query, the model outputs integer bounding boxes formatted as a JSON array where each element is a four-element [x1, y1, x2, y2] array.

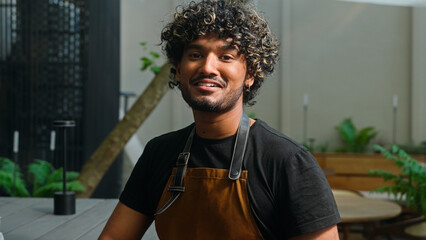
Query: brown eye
[[189, 53, 201, 59], [221, 55, 234, 61]]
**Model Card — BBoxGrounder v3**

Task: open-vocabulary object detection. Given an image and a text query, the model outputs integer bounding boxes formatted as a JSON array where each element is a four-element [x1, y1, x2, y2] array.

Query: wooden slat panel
[[313, 154, 400, 175], [76, 219, 108, 240], [36, 199, 118, 240], [327, 176, 390, 191], [77, 219, 160, 240], [2, 198, 51, 234], [5, 198, 104, 240], [0, 198, 45, 217], [312, 153, 426, 191], [0, 197, 18, 206], [327, 156, 400, 174]]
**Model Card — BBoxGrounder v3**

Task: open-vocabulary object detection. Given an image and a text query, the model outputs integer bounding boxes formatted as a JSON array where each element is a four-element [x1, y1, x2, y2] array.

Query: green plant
[[369, 145, 426, 216], [28, 159, 85, 197], [140, 42, 161, 74], [0, 157, 30, 197], [334, 118, 378, 153], [318, 143, 329, 153], [397, 142, 426, 155], [0, 158, 85, 197]]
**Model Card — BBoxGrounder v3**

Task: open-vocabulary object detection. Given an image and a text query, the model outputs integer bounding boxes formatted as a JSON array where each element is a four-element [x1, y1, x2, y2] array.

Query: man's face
[[176, 34, 253, 113]]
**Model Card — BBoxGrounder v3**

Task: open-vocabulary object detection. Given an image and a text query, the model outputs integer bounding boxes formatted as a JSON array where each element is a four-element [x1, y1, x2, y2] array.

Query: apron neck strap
[[183, 112, 250, 180], [155, 113, 251, 216], [228, 112, 250, 180]]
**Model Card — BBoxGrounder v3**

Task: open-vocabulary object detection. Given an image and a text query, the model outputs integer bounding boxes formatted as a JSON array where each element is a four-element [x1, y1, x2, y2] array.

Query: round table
[[335, 194, 402, 223], [333, 190, 402, 239]]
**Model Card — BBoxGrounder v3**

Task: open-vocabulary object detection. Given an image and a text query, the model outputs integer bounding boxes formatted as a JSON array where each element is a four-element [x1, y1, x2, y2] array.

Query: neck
[[192, 105, 244, 139]]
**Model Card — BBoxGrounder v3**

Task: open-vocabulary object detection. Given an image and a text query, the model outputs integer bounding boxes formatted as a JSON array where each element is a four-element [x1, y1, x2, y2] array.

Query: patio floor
[[0, 197, 158, 240]]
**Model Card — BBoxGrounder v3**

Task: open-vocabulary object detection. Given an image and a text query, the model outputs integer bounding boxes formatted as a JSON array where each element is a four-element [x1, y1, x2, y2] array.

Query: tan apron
[[154, 113, 264, 240]]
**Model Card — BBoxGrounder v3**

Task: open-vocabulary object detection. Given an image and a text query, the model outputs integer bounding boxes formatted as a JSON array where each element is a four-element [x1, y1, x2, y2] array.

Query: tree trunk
[[77, 63, 171, 198]]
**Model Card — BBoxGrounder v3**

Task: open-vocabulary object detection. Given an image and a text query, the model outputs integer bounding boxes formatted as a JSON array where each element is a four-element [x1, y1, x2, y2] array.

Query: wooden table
[[0, 197, 159, 240], [333, 190, 402, 240]]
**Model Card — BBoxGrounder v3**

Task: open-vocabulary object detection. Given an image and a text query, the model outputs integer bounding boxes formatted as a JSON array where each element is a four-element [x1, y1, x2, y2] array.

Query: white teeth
[[197, 83, 217, 87]]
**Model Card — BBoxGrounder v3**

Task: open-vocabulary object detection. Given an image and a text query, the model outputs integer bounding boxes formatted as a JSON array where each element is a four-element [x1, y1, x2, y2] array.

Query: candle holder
[[53, 120, 76, 215], [303, 94, 309, 144], [392, 94, 398, 144], [12, 131, 19, 196]]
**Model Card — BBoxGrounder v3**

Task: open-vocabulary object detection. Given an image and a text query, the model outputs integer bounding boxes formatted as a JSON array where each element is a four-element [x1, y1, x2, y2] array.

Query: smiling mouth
[[190, 75, 226, 88], [195, 82, 221, 87]]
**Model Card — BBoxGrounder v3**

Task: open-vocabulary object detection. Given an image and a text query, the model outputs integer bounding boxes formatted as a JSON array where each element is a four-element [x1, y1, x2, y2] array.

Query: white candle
[[50, 130, 56, 151], [393, 94, 398, 108], [303, 94, 309, 107], [13, 131, 19, 153]]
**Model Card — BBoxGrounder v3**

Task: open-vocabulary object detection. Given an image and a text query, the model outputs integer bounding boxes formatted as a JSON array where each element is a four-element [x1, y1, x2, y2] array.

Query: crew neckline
[[194, 119, 260, 144]]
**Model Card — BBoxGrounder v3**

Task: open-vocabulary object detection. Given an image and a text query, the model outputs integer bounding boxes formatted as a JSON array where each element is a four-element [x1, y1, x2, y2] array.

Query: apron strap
[[155, 128, 195, 216], [155, 113, 250, 216], [228, 112, 250, 180]]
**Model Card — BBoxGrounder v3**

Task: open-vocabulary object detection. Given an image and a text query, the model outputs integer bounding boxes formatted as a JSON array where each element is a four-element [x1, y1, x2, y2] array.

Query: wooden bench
[[313, 153, 426, 191]]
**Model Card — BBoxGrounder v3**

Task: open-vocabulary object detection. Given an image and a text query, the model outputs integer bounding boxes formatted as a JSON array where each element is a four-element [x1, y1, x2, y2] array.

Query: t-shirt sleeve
[[278, 149, 341, 237], [119, 140, 169, 217]]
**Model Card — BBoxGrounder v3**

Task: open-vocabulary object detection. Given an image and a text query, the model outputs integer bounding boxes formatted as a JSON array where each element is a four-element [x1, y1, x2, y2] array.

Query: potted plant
[[369, 145, 426, 217], [368, 145, 425, 238], [334, 118, 378, 153], [0, 157, 30, 196], [0, 157, 85, 197]]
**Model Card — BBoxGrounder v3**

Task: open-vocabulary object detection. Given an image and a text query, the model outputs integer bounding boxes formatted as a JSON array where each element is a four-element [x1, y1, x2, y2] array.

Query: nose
[[199, 54, 219, 76]]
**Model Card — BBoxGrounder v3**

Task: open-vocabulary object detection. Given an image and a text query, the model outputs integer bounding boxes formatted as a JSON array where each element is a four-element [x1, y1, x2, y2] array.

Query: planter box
[[313, 153, 426, 191]]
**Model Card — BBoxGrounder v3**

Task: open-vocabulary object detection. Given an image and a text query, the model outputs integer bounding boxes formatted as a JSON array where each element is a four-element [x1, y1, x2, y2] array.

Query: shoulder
[[144, 124, 194, 154], [134, 124, 194, 169], [248, 119, 321, 179], [250, 119, 309, 159]]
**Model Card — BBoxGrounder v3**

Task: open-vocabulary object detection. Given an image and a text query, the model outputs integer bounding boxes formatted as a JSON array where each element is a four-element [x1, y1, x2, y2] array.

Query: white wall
[[120, 0, 425, 151], [282, 0, 412, 150], [121, 0, 192, 148], [412, 8, 426, 145]]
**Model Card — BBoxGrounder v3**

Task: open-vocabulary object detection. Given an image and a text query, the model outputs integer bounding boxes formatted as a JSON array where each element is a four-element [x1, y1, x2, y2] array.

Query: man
[[100, 0, 340, 239]]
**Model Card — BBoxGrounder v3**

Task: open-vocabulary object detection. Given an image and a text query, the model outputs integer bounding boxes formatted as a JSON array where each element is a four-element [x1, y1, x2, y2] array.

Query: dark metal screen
[[0, 0, 88, 171]]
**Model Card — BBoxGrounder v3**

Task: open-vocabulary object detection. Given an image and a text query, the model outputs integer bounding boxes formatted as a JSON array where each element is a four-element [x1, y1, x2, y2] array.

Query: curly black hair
[[161, 0, 279, 106]]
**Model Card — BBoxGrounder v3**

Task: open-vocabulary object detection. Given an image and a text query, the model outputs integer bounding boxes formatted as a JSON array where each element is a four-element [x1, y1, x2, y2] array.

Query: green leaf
[[0, 158, 30, 197], [28, 159, 53, 187], [0, 157, 85, 198], [335, 118, 356, 151], [64, 171, 80, 181], [354, 127, 377, 152], [150, 66, 161, 74], [368, 169, 397, 181], [33, 180, 85, 197], [0, 157, 16, 172], [371, 145, 426, 215], [141, 57, 153, 71], [46, 168, 64, 184], [150, 51, 160, 58]]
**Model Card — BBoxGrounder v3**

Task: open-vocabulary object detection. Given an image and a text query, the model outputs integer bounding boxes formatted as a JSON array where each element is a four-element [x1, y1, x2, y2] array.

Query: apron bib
[[154, 113, 264, 239]]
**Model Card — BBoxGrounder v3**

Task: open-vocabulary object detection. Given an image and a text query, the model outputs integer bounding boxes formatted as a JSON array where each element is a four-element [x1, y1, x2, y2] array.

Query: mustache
[[190, 75, 226, 87]]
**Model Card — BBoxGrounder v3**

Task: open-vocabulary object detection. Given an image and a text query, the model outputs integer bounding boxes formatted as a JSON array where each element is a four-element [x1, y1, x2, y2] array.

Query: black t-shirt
[[120, 120, 341, 239]]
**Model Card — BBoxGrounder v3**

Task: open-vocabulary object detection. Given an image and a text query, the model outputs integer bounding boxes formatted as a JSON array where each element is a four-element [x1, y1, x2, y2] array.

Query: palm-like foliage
[[0, 158, 85, 197], [335, 118, 378, 153], [0, 158, 30, 197], [369, 145, 426, 216], [28, 159, 85, 197]]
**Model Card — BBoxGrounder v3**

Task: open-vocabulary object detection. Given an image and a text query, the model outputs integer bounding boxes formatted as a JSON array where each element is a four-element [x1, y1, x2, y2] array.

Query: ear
[[245, 74, 254, 88], [175, 63, 181, 80]]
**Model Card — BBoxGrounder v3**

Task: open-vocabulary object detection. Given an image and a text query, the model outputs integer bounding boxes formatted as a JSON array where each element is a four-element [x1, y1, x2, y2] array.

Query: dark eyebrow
[[220, 45, 241, 55], [184, 44, 202, 51], [184, 43, 239, 52]]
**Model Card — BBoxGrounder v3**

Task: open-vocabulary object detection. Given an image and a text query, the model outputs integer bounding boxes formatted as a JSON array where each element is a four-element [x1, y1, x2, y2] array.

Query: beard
[[180, 83, 244, 113]]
